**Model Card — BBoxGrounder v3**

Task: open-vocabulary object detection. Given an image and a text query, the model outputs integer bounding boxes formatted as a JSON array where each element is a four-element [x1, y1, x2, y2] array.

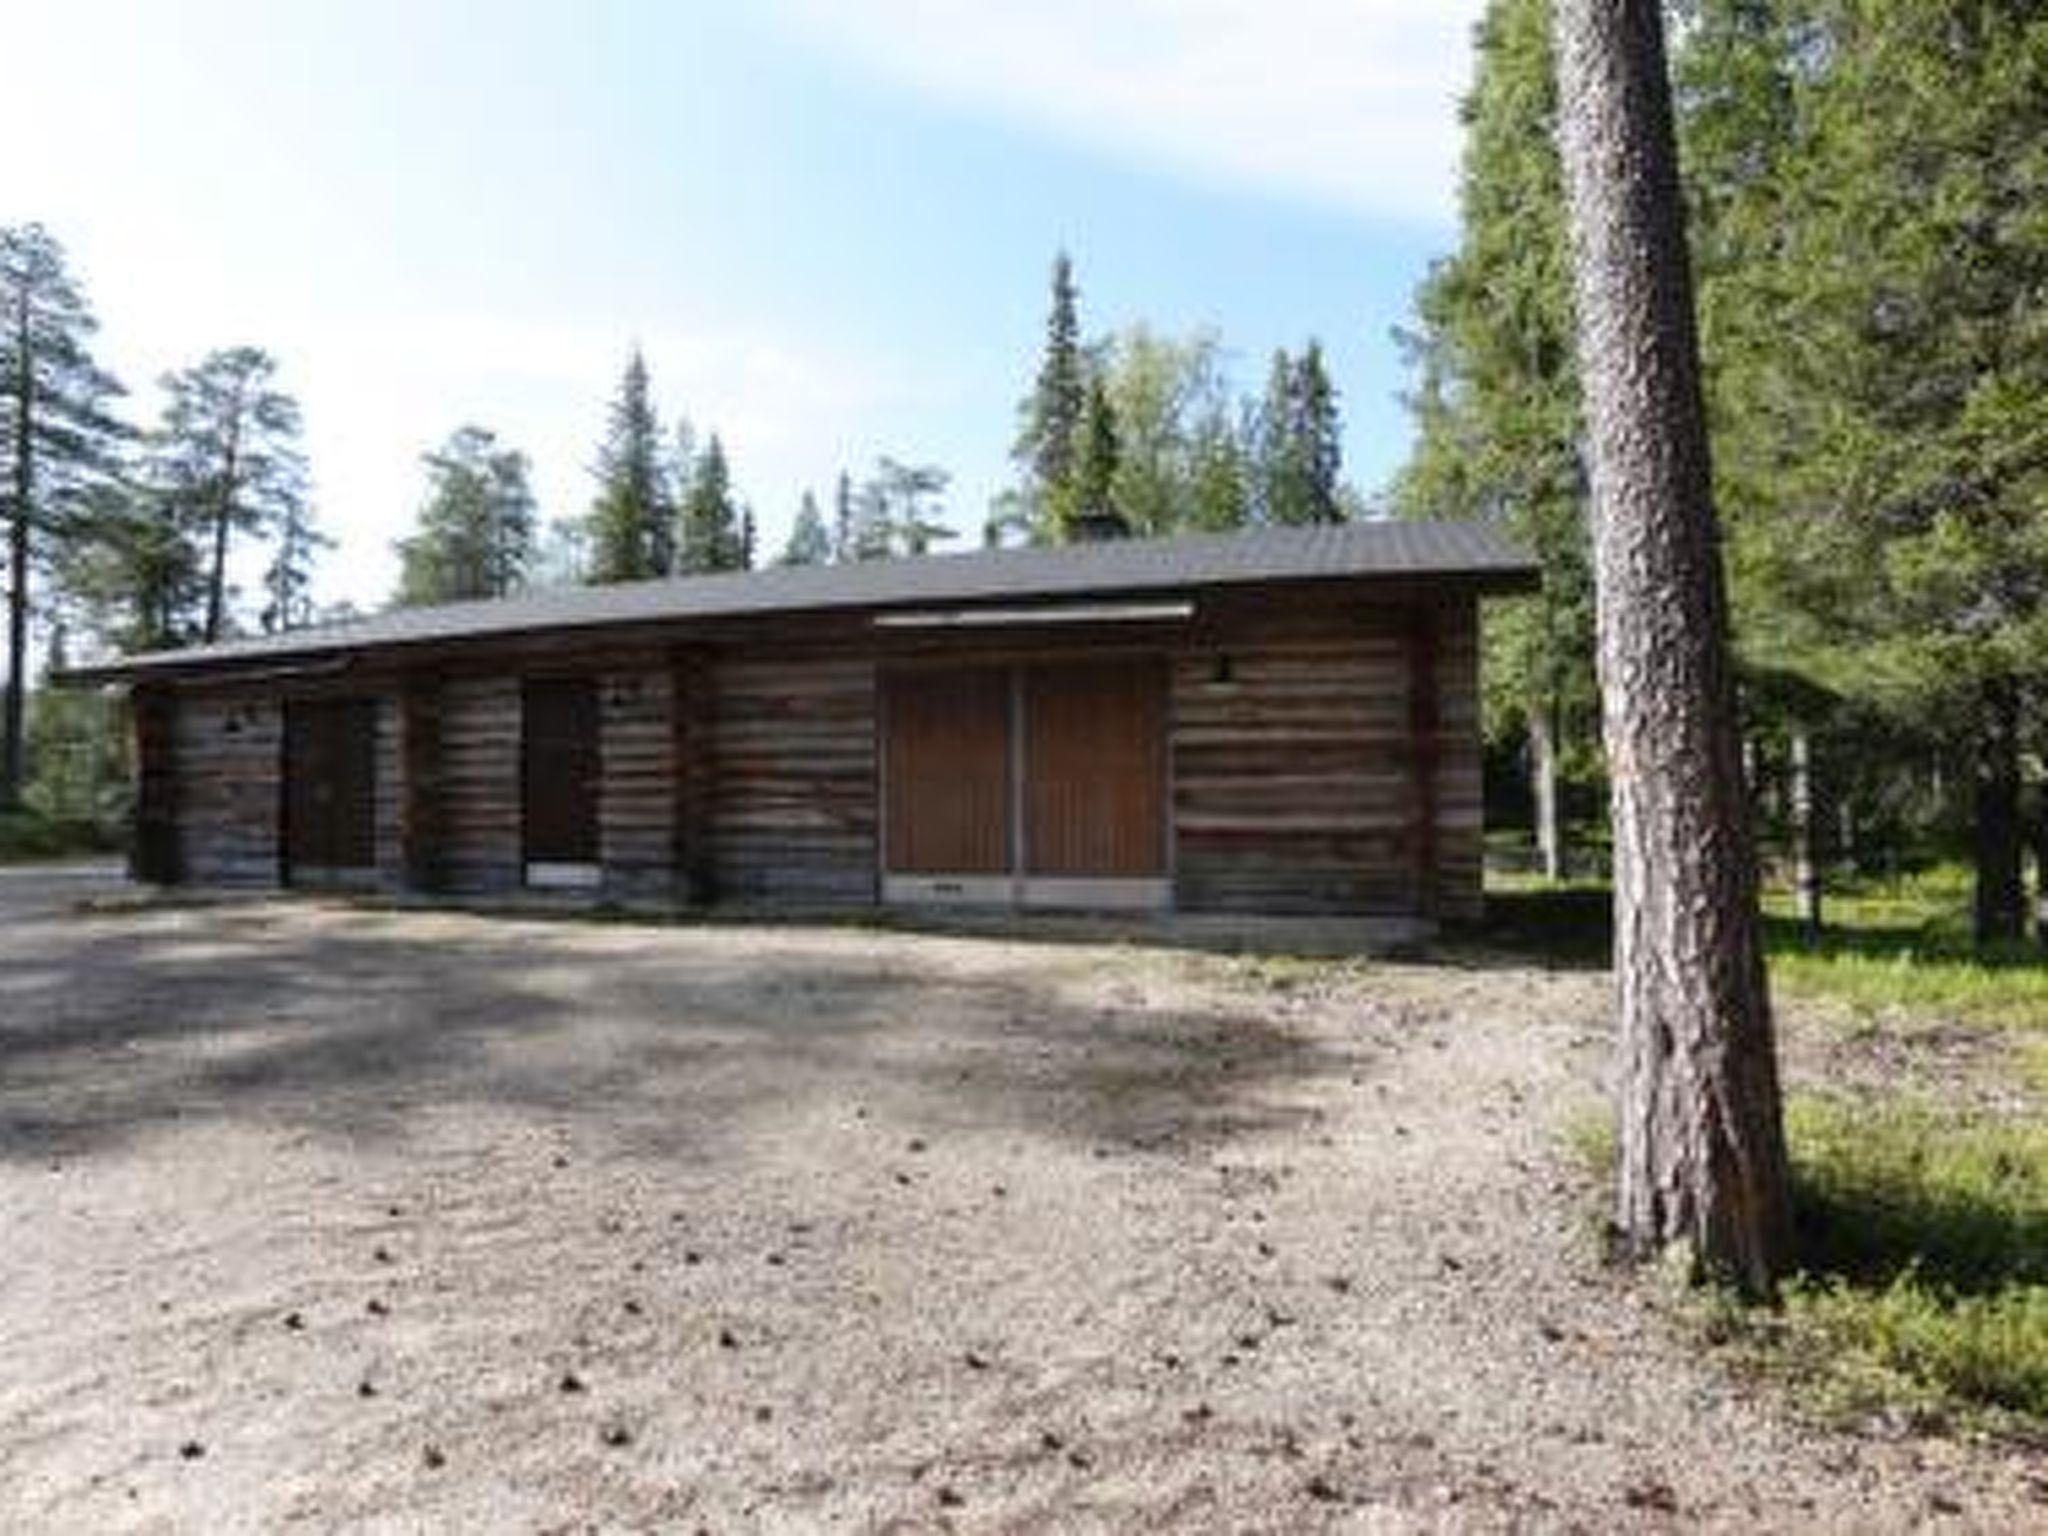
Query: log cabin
[[66, 522, 1537, 931]]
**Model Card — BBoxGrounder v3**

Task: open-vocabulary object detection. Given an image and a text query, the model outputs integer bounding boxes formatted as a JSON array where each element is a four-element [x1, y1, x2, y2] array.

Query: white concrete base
[[882, 874, 1016, 907], [526, 861, 603, 890], [882, 873, 1172, 912]]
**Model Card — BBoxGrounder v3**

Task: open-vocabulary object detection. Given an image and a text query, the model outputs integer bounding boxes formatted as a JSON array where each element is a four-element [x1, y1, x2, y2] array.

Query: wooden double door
[[883, 656, 1168, 907], [284, 698, 377, 881]]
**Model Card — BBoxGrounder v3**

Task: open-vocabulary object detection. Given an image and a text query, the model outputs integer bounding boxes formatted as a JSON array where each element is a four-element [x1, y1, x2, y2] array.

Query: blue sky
[[1, 1, 1483, 612]]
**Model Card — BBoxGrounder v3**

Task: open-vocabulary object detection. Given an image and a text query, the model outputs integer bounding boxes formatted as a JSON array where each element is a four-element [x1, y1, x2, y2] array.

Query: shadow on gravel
[[0, 902, 1356, 1169]]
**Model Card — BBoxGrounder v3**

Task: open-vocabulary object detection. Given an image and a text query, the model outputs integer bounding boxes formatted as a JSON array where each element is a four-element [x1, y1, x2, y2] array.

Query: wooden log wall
[[709, 653, 877, 903], [172, 688, 282, 886], [598, 663, 678, 900], [1171, 599, 1482, 919], [400, 676, 445, 891], [372, 695, 403, 884], [1430, 600, 1485, 922], [144, 590, 1487, 922], [437, 674, 522, 892]]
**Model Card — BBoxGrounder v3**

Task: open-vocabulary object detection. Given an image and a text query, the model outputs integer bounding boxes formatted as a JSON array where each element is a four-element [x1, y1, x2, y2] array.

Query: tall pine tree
[[0, 224, 124, 807], [395, 425, 537, 605], [148, 347, 307, 644]]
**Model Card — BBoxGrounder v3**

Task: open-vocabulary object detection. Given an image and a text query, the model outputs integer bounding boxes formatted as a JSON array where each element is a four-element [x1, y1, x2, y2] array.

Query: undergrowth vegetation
[[1516, 867, 2048, 1438]]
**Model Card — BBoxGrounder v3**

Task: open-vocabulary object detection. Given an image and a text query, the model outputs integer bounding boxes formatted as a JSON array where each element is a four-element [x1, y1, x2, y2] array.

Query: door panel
[[284, 698, 376, 874], [522, 677, 600, 865], [884, 667, 1010, 874], [1024, 659, 1166, 878]]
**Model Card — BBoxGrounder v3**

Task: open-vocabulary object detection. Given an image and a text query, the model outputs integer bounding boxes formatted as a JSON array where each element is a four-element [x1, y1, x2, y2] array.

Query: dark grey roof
[[66, 520, 1537, 683]]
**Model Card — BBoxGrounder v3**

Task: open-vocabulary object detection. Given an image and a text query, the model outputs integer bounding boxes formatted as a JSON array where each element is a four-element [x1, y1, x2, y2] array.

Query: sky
[[1, 0, 1485, 617]]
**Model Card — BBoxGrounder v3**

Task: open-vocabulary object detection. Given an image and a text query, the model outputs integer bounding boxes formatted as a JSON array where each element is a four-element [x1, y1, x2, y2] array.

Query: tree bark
[[1789, 724, 1822, 941], [2033, 790, 2048, 952], [1531, 699, 1564, 880], [1551, 0, 1794, 1294], [4, 287, 33, 811], [1972, 680, 2024, 945]]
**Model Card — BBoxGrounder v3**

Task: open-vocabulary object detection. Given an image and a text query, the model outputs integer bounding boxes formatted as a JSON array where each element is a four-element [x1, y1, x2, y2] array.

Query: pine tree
[[0, 223, 125, 807], [863, 458, 954, 557], [147, 347, 307, 644], [1553, 0, 1792, 1294], [394, 425, 537, 605], [586, 350, 671, 583], [678, 434, 743, 573], [832, 471, 855, 562], [261, 496, 331, 633], [781, 489, 831, 566], [1012, 251, 1087, 538]]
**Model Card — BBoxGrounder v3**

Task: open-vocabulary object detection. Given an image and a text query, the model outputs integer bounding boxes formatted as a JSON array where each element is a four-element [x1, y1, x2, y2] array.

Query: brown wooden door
[[884, 667, 1011, 874], [522, 677, 599, 864], [1024, 658, 1166, 877], [284, 698, 377, 875]]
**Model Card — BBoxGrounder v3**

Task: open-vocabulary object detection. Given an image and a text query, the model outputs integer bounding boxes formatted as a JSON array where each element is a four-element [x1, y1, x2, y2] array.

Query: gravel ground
[[0, 878, 2041, 1533]]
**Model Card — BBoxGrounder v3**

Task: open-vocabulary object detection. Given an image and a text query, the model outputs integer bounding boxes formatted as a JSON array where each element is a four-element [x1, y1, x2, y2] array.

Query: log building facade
[[79, 524, 1536, 929]]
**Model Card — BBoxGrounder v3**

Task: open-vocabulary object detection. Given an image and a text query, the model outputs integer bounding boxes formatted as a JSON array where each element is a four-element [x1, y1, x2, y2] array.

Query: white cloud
[[770, 0, 1485, 225]]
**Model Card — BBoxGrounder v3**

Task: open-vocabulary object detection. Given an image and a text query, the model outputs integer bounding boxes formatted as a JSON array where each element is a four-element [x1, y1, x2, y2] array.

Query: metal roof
[[65, 520, 1538, 683]]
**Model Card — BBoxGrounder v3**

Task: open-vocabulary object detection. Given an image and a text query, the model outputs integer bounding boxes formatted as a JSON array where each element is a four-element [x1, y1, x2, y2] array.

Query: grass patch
[[1763, 1097, 2048, 1434], [1565, 1095, 2048, 1434], [0, 808, 119, 863], [1483, 866, 2048, 1032]]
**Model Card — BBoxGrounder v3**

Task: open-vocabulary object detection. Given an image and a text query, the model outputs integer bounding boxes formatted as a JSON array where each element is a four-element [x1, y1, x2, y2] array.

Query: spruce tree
[[148, 347, 307, 644], [586, 350, 671, 583], [0, 223, 125, 807], [781, 489, 831, 566], [1012, 250, 1087, 538], [1067, 377, 1124, 536], [678, 434, 743, 573]]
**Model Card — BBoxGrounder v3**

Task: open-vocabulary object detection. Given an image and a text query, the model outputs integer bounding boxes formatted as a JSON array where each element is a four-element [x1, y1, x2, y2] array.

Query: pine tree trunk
[[1551, 0, 1794, 1295], [1972, 680, 2024, 945], [1789, 724, 1822, 941], [1531, 699, 1564, 881], [2033, 794, 2048, 951], [3, 293, 32, 812]]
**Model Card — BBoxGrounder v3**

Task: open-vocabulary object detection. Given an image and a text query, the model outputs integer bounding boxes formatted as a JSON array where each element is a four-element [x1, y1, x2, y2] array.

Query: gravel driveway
[[0, 881, 2038, 1532]]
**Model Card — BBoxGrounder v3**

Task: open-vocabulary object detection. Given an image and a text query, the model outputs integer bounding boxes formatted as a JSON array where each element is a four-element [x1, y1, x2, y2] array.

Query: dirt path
[[0, 891, 2039, 1532]]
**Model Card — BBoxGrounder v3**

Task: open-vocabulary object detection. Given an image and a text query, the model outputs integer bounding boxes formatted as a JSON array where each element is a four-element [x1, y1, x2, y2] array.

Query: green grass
[[1525, 863, 2048, 1436], [0, 807, 119, 863], [1756, 1098, 2048, 1434], [1564, 1099, 2048, 1435], [1761, 869, 2048, 1034], [1483, 864, 2048, 1033]]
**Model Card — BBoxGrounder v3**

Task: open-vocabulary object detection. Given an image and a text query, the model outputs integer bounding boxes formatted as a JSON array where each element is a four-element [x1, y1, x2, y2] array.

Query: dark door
[[884, 667, 1011, 874], [522, 677, 600, 865], [284, 698, 377, 876], [1023, 658, 1166, 877]]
